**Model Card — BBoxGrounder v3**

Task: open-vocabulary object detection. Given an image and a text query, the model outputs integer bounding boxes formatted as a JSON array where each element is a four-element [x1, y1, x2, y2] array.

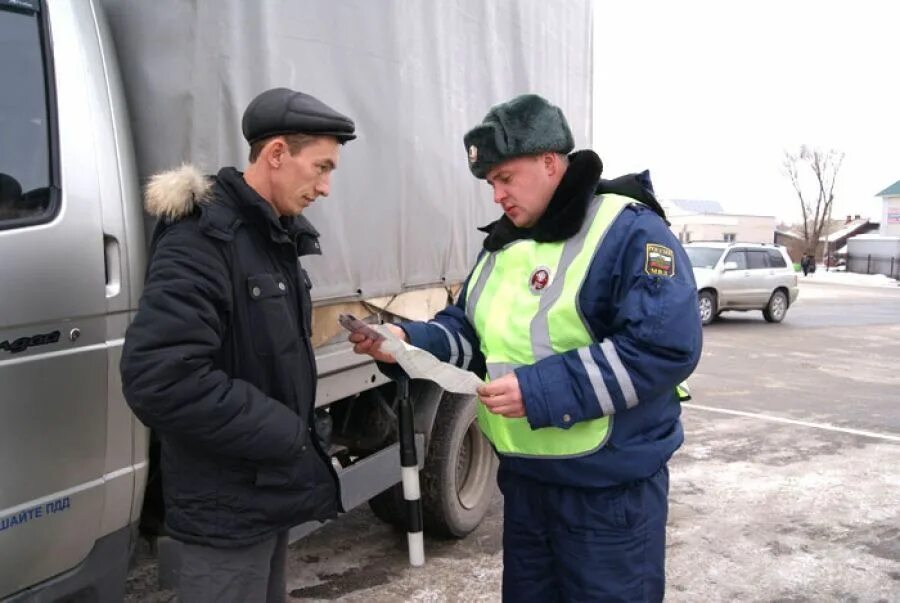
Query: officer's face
[[485, 154, 560, 228], [270, 137, 340, 216]]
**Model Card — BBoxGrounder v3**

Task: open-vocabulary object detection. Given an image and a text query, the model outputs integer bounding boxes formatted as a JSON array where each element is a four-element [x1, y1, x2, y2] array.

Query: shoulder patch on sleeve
[[645, 243, 675, 277]]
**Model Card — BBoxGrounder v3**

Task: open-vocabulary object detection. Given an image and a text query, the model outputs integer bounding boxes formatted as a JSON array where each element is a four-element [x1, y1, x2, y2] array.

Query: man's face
[[485, 155, 557, 228], [270, 136, 340, 216]]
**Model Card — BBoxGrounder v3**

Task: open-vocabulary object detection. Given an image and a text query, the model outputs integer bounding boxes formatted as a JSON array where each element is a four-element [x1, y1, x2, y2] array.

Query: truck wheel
[[421, 393, 498, 538], [369, 394, 498, 536]]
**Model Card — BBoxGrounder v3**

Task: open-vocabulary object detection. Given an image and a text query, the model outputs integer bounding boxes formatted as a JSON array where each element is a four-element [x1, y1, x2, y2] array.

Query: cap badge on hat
[[468, 145, 478, 164], [529, 266, 552, 294]]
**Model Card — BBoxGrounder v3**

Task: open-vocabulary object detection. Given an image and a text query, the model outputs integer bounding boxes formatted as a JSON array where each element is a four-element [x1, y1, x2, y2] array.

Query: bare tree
[[782, 146, 845, 258]]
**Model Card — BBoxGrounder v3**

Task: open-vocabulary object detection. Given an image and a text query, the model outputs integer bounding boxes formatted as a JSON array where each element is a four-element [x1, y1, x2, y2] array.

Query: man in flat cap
[[121, 87, 355, 602], [352, 94, 702, 601]]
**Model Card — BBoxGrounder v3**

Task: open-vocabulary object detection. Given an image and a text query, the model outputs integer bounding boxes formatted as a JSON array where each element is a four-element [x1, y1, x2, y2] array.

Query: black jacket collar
[[479, 151, 668, 251], [479, 150, 604, 251], [206, 167, 322, 256]]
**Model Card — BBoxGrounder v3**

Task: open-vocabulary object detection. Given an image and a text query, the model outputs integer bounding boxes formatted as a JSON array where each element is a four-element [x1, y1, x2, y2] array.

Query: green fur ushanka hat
[[463, 94, 575, 179]]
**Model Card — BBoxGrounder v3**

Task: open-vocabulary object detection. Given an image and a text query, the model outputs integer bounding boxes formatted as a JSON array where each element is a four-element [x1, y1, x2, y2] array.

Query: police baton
[[394, 374, 425, 566]]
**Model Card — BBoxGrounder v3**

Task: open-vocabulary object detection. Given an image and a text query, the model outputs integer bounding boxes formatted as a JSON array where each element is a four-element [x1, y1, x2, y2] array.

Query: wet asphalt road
[[126, 280, 900, 602]]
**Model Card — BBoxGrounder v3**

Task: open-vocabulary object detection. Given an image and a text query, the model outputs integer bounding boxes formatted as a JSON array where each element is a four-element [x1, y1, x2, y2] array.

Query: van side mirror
[[723, 261, 738, 271]]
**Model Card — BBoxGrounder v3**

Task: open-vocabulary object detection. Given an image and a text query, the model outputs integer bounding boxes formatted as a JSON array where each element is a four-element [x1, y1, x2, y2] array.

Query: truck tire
[[368, 393, 498, 538], [421, 393, 498, 538]]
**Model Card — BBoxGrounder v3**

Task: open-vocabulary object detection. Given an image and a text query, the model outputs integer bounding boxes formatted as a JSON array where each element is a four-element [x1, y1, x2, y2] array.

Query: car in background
[[684, 242, 799, 325]]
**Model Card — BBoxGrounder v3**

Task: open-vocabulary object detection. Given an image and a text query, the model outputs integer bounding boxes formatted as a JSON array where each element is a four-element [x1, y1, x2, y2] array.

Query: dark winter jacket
[[121, 165, 339, 547]]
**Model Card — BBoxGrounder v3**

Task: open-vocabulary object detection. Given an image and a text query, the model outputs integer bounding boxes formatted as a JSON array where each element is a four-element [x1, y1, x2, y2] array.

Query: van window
[[0, 4, 54, 228], [746, 250, 768, 269], [766, 249, 787, 268]]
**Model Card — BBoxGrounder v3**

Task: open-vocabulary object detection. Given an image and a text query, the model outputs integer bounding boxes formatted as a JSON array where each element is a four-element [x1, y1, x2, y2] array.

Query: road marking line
[[683, 403, 900, 443]]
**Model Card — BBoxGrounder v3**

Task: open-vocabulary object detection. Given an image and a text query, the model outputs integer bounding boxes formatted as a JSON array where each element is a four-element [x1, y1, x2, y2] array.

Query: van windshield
[[685, 246, 725, 269], [0, 4, 52, 225]]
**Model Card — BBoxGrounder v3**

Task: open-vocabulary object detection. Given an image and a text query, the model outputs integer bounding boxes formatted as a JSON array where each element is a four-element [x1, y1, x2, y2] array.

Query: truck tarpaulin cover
[[101, 0, 593, 302]]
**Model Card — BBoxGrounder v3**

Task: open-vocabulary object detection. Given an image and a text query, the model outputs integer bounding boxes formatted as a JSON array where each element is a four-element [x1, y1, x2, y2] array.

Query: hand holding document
[[342, 314, 397, 363], [338, 313, 384, 342]]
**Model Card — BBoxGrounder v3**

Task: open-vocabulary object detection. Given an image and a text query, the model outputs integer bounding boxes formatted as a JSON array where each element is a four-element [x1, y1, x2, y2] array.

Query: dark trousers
[[177, 531, 288, 603], [499, 466, 670, 603]]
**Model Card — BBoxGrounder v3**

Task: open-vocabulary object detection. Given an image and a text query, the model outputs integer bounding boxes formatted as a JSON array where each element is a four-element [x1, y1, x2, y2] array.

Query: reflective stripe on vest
[[464, 194, 635, 458]]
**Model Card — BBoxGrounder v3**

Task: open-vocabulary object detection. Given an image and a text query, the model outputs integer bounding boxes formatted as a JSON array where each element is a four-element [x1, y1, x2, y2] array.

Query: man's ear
[[264, 138, 287, 169], [543, 152, 559, 175]]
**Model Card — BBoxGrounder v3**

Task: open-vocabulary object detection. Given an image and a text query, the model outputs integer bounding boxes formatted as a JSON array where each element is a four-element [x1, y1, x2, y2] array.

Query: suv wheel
[[698, 290, 717, 325], [763, 290, 788, 323]]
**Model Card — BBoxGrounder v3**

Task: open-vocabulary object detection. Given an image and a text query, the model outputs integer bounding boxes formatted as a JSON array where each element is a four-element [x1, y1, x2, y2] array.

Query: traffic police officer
[[353, 94, 702, 602]]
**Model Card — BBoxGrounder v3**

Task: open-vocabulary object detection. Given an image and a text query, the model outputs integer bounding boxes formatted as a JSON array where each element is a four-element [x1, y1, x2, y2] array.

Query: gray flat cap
[[463, 94, 573, 179], [242, 87, 356, 145]]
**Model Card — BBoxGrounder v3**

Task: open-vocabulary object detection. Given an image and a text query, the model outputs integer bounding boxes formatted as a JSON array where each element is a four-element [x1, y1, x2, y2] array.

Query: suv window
[[685, 246, 724, 269], [746, 250, 768, 269], [724, 249, 747, 269], [0, 5, 54, 227], [766, 249, 787, 268]]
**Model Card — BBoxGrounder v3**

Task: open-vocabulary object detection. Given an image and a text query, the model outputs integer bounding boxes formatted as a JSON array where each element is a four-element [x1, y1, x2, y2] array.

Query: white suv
[[684, 242, 799, 325]]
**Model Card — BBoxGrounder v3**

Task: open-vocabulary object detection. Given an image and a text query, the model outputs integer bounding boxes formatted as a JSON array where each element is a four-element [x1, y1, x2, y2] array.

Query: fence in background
[[842, 254, 900, 279]]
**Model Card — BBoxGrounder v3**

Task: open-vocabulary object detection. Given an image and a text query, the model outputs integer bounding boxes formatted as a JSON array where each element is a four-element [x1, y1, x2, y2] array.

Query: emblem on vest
[[529, 266, 551, 294]]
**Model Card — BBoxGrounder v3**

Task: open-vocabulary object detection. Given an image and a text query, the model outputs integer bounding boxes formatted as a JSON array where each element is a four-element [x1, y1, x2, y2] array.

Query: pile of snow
[[803, 270, 899, 288]]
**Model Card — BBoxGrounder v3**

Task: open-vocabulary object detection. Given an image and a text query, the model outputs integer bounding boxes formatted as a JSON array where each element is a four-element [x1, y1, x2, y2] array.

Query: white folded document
[[373, 324, 485, 396]]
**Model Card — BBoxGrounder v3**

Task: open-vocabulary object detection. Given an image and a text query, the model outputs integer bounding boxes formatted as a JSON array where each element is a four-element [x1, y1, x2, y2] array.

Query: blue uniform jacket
[[402, 182, 703, 489]]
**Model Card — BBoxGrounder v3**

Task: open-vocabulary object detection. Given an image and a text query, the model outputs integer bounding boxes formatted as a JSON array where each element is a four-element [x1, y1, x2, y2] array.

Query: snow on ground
[[803, 270, 899, 288]]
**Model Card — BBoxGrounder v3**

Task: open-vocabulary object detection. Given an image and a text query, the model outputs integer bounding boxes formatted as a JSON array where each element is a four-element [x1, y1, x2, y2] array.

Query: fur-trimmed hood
[[144, 164, 213, 220], [144, 165, 322, 256]]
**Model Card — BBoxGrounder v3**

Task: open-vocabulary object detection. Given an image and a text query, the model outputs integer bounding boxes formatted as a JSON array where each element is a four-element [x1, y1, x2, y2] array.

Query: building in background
[[876, 180, 900, 237], [774, 229, 805, 262], [843, 181, 900, 278], [664, 199, 776, 245], [773, 217, 878, 265], [823, 216, 879, 262]]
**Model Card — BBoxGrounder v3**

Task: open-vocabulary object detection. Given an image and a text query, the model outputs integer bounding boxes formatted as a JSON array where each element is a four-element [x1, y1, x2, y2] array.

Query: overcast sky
[[591, 0, 900, 224]]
